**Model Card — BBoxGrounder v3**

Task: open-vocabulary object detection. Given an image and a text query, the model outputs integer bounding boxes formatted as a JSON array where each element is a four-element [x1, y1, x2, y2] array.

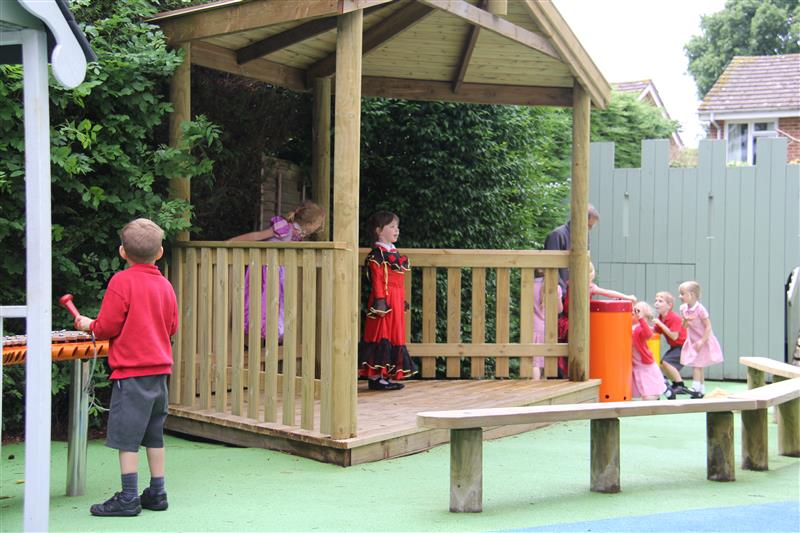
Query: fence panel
[[590, 138, 799, 378]]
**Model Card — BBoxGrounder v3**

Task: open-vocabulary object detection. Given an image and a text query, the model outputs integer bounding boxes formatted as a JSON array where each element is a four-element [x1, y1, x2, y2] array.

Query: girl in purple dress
[[229, 200, 325, 341], [678, 281, 724, 396]]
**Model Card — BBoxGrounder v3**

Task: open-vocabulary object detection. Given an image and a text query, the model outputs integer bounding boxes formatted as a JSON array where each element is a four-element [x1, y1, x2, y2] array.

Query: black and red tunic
[[358, 245, 416, 380]]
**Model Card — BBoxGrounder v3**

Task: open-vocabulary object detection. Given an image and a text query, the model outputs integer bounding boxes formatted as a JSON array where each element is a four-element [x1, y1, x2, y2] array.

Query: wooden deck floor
[[166, 379, 600, 466]]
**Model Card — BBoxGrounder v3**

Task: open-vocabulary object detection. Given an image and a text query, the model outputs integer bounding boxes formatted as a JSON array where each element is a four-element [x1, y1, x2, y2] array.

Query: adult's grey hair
[[588, 203, 600, 221]]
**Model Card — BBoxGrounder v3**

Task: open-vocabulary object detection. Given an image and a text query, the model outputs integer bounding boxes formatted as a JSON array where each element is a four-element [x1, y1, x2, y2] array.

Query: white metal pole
[[21, 27, 52, 533]]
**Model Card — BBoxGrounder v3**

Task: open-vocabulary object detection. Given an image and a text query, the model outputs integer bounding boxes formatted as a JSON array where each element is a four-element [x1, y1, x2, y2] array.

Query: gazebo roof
[[149, 0, 610, 108]]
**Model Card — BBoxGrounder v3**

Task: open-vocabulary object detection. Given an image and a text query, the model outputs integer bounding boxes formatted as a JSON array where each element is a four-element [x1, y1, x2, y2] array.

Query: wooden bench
[[417, 377, 800, 512], [739, 357, 800, 468]]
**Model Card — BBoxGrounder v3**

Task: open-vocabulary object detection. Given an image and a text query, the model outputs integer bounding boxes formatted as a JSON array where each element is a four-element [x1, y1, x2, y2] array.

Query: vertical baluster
[[319, 250, 334, 435], [422, 267, 437, 378], [301, 250, 317, 430], [181, 247, 198, 406], [519, 268, 534, 378], [198, 248, 212, 409], [169, 247, 184, 404], [214, 247, 229, 412], [495, 268, 510, 378], [544, 268, 560, 378], [230, 249, 245, 416], [282, 249, 298, 425], [471, 268, 486, 378], [264, 249, 280, 423], [446, 268, 462, 378]]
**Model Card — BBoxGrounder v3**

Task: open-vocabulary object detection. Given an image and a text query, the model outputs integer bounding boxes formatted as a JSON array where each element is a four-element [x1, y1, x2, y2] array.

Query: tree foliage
[[360, 100, 572, 251], [685, 0, 800, 97], [591, 92, 680, 168], [0, 0, 221, 434]]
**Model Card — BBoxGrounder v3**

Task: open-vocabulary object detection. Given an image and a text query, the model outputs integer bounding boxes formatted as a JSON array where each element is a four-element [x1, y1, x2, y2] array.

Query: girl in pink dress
[[678, 281, 723, 396], [630, 301, 666, 400]]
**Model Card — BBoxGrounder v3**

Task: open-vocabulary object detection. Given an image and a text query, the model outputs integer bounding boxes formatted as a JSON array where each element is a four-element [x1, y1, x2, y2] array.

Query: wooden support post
[[331, 9, 363, 439], [568, 81, 590, 381], [775, 375, 800, 456], [590, 418, 620, 493], [741, 409, 768, 470], [486, 0, 507, 16], [450, 428, 482, 512], [707, 411, 735, 481], [311, 77, 331, 240], [742, 366, 768, 469], [169, 42, 191, 242]]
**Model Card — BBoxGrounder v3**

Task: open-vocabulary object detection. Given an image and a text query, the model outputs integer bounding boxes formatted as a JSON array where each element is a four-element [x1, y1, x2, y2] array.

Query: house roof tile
[[699, 54, 800, 113]]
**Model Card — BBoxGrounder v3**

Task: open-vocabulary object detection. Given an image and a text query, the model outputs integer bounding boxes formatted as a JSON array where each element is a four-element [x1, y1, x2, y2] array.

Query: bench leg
[[741, 409, 768, 471], [450, 428, 482, 512], [707, 411, 735, 481], [590, 418, 620, 493], [777, 397, 800, 457]]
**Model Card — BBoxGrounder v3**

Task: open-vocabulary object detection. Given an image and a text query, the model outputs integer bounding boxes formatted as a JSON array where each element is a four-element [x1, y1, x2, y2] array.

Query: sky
[[552, 0, 728, 148]]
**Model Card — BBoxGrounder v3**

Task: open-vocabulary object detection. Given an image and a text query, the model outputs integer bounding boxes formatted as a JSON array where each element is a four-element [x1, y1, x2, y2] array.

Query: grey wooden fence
[[589, 138, 800, 380]]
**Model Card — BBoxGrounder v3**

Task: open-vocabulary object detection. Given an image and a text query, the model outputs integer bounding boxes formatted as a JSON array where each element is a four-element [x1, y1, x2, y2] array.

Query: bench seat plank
[[739, 357, 800, 379], [418, 398, 758, 429], [729, 378, 800, 408]]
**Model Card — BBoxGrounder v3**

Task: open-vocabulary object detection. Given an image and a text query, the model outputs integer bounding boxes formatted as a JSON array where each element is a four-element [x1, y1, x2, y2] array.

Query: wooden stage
[[166, 378, 600, 466]]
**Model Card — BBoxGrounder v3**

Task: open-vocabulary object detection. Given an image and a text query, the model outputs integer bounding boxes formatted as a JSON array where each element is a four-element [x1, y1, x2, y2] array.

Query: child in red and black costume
[[75, 218, 178, 517], [358, 211, 416, 390]]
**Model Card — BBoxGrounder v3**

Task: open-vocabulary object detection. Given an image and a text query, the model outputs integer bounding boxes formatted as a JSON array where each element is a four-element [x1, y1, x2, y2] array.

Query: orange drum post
[[589, 300, 632, 402], [646, 332, 661, 365]]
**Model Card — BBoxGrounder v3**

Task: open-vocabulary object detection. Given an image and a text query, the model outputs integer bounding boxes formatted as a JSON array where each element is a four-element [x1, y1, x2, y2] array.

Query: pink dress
[[679, 302, 723, 367], [533, 278, 562, 368], [631, 319, 666, 398]]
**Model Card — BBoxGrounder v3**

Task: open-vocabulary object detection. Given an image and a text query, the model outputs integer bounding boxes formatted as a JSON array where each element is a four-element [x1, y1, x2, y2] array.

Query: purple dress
[[243, 216, 302, 340], [679, 302, 724, 368]]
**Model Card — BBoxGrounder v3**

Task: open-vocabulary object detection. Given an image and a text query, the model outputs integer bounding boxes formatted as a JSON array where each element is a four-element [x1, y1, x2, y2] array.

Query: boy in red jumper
[[652, 291, 700, 399], [75, 218, 178, 517]]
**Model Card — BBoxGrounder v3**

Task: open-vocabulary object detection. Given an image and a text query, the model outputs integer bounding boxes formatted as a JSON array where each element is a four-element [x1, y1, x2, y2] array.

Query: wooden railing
[[169, 244, 569, 437], [169, 241, 347, 435], [359, 249, 570, 379]]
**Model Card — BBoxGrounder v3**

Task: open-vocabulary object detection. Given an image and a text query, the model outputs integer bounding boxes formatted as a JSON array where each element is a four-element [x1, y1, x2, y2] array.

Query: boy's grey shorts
[[106, 375, 168, 452], [661, 345, 684, 371]]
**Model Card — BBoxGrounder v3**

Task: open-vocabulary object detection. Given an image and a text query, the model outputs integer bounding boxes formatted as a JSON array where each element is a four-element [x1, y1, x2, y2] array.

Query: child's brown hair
[[120, 218, 164, 264], [286, 200, 325, 235], [367, 211, 399, 240]]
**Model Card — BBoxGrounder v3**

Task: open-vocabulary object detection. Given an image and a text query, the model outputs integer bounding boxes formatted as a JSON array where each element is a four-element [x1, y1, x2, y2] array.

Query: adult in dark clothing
[[544, 204, 599, 293]]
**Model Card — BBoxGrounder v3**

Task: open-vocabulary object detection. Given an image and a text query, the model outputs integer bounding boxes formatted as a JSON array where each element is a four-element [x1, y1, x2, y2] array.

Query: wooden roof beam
[[306, 1, 435, 83], [191, 41, 307, 92], [152, 0, 393, 45], [452, 0, 486, 94], [361, 77, 573, 107], [236, 3, 390, 65], [419, 0, 560, 60]]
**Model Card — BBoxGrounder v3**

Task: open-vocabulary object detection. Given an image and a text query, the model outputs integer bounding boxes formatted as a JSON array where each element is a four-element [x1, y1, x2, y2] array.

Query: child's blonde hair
[[679, 281, 701, 299], [120, 218, 164, 264], [655, 291, 674, 308], [634, 301, 654, 320], [286, 200, 325, 235], [589, 261, 596, 279]]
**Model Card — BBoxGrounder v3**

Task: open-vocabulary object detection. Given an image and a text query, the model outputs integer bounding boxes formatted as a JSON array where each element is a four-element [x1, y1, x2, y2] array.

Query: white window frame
[[724, 120, 778, 164]]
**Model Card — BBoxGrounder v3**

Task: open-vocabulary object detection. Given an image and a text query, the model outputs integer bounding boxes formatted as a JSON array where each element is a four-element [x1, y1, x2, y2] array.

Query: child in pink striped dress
[[631, 301, 666, 400]]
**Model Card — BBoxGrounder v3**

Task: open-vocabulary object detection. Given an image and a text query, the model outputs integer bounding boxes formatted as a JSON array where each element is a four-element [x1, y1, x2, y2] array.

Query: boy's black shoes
[[664, 386, 676, 400], [90, 492, 141, 517], [368, 379, 404, 391], [140, 487, 169, 511]]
